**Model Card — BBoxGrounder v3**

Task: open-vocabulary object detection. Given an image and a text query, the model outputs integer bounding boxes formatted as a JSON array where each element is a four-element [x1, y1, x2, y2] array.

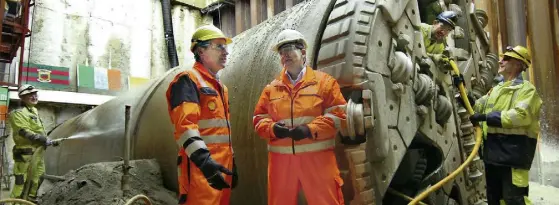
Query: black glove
[[273, 122, 290, 139], [469, 113, 487, 126], [457, 93, 476, 108], [453, 74, 465, 88], [340, 134, 366, 145], [46, 139, 60, 147], [191, 150, 233, 190], [290, 125, 312, 141], [231, 158, 238, 189], [31, 133, 48, 145]]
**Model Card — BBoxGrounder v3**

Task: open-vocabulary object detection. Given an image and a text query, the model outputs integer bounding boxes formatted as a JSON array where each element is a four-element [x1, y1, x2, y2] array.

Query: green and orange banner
[[22, 63, 70, 90], [0, 87, 8, 122], [77, 65, 122, 91]]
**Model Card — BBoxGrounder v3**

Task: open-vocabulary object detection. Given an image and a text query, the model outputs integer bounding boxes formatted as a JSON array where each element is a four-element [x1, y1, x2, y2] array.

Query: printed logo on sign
[[37, 69, 52, 83]]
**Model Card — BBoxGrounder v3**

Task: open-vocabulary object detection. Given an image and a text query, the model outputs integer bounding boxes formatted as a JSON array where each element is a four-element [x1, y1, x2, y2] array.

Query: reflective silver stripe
[[254, 119, 267, 129], [487, 127, 536, 138], [253, 114, 272, 128], [517, 102, 529, 109], [191, 69, 209, 88], [177, 129, 201, 147], [506, 110, 520, 124], [202, 135, 230, 144], [325, 113, 342, 130], [198, 119, 229, 129], [324, 105, 345, 114], [278, 116, 315, 127], [253, 114, 271, 121], [508, 89, 521, 109], [185, 140, 207, 157], [268, 139, 335, 154]]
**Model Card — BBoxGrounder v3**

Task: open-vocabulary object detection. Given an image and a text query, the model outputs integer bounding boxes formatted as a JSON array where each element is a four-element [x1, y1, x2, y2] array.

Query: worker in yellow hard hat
[[463, 45, 541, 205], [8, 84, 59, 202], [166, 24, 237, 205]]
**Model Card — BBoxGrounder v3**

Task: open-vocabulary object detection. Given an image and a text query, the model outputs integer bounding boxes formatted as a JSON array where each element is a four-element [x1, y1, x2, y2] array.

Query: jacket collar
[[193, 62, 220, 84], [499, 73, 525, 89], [276, 66, 317, 88]]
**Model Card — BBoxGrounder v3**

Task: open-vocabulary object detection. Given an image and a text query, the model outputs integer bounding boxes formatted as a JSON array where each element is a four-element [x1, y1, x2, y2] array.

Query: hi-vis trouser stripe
[[324, 105, 345, 130], [268, 139, 336, 154], [487, 127, 537, 139]]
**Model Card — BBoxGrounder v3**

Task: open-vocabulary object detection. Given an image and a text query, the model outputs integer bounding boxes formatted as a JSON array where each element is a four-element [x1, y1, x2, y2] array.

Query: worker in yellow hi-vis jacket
[[8, 84, 59, 202]]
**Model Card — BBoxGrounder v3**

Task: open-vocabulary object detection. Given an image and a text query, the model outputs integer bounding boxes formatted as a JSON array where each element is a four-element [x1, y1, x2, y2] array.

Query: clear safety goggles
[[278, 44, 303, 55]]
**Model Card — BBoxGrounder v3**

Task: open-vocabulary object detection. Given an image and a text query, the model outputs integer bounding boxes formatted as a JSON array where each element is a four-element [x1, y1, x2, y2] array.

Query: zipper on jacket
[[217, 82, 232, 150], [287, 82, 315, 155], [290, 93, 295, 155]]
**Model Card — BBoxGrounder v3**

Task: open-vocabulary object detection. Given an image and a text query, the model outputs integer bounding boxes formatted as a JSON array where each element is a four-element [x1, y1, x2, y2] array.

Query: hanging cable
[[23, 0, 38, 85]]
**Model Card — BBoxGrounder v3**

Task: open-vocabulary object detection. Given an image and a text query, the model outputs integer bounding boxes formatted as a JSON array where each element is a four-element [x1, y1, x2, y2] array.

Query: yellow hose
[[408, 60, 483, 205], [387, 188, 428, 205], [124, 194, 153, 205], [0, 198, 36, 205]]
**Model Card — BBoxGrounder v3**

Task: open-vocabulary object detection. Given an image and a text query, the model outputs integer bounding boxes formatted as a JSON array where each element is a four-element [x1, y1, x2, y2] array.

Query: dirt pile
[[39, 159, 178, 205]]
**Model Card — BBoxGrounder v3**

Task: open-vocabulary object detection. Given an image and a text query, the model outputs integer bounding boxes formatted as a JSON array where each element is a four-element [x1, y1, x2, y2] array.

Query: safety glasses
[[207, 43, 228, 52], [278, 44, 302, 55], [505, 46, 530, 64]]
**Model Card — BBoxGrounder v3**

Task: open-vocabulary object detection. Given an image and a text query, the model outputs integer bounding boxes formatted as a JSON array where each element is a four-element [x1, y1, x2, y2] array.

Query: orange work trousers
[[178, 144, 233, 205], [268, 150, 345, 205]]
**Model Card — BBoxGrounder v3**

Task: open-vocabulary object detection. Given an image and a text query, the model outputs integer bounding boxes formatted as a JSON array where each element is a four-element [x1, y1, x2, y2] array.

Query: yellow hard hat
[[502, 45, 531, 66], [190, 24, 232, 51], [272, 29, 308, 52], [18, 84, 38, 96]]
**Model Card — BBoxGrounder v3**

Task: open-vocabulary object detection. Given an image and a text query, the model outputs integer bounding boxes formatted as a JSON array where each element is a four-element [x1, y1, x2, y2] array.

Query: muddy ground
[[39, 159, 177, 205]]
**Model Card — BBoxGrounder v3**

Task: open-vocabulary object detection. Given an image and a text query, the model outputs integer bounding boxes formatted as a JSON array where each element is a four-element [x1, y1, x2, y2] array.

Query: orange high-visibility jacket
[[166, 62, 233, 201], [253, 66, 347, 154]]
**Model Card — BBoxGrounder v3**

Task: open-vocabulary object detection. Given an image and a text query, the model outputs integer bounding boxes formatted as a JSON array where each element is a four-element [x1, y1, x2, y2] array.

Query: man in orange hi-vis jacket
[[253, 29, 348, 205], [166, 24, 237, 205]]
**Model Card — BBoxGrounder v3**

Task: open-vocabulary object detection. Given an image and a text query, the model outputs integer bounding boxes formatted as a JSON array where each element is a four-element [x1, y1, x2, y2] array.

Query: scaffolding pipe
[[121, 105, 131, 196], [497, 0, 508, 51], [504, 0, 527, 46]]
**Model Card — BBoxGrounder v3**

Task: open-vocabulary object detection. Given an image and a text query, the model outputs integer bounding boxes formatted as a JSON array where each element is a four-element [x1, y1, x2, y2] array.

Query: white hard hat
[[272, 29, 308, 52], [18, 84, 38, 96]]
